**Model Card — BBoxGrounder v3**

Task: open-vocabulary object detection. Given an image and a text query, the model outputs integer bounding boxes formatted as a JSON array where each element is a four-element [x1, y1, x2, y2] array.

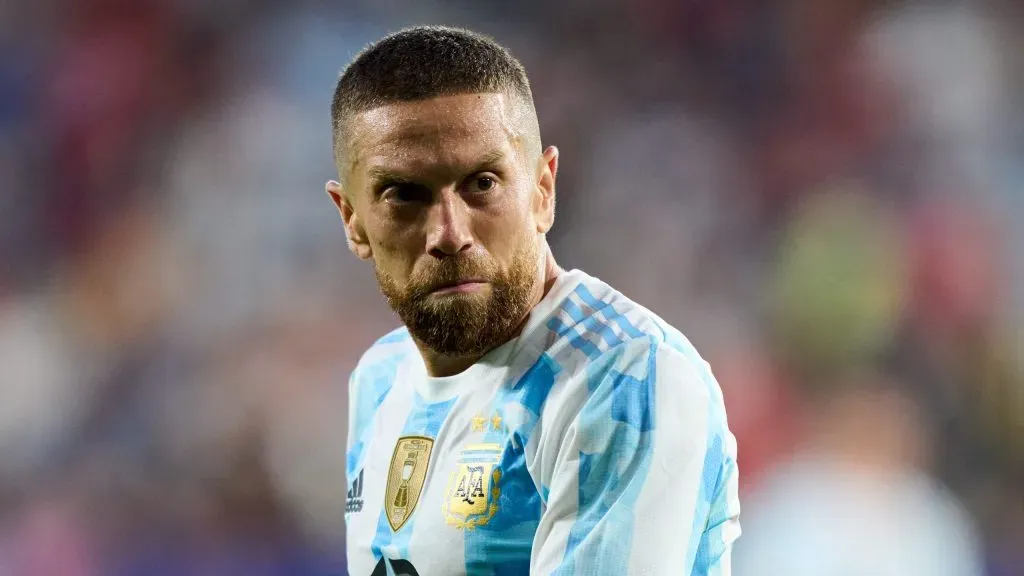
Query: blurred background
[[0, 0, 1021, 574]]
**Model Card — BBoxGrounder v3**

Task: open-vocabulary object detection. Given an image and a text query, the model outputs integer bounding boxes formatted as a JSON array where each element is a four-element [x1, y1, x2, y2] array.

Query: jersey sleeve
[[346, 368, 359, 459], [531, 336, 740, 575], [344, 329, 409, 482]]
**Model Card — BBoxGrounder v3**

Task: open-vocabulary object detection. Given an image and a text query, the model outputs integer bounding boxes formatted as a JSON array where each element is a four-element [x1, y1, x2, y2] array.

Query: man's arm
[[345, 368, 360, 478], [531, 337, 740, 575]]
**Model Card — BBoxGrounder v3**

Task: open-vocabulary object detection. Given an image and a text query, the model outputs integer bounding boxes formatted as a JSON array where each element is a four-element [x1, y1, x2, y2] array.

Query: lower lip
[[432, 282, 486, 295]]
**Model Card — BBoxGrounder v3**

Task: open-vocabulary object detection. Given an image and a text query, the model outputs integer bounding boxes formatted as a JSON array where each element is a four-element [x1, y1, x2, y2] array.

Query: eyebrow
[[366, 165, 412, 186], [365, 149, 509, 186], [471, 149, 508, 172]]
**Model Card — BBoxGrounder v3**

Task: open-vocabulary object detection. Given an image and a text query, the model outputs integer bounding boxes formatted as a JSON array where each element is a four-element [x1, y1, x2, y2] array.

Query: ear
[[533, 145, 558, 234], [326, 180, 373, 260]]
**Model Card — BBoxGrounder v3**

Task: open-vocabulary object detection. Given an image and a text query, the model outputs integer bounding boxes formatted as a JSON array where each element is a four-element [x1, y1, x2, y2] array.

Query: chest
[[345, 389, 543, 575]]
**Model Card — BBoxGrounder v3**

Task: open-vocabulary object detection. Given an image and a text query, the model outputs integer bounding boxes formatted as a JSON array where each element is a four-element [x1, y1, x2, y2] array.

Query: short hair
[[331, 26, 535, 162]]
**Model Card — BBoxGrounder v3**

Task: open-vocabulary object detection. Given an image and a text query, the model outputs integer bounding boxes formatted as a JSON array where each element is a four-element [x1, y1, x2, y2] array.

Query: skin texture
[[327, 92, 561, 377]]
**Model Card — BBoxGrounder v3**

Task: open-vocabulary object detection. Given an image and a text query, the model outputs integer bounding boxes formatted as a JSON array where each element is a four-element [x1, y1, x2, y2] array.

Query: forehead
[[345, 93, 525, 179]]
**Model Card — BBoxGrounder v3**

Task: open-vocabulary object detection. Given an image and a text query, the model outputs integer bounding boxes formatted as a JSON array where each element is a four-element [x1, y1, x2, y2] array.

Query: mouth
[[429, 279, 487, 295]]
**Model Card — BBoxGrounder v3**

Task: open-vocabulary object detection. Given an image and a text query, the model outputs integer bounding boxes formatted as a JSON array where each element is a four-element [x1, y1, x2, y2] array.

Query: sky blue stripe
[[571, 283, 608, 312], [666, 330, 730, 574], [370, 392, 457, 561], [463, 353, 559, 575], [575, 314, 624, 348], [462, 437, 540, 576], [608, 339, 657, 432], [697, 365, 732, 576], [505, 352, 561, 420], [573, 284, 645, 339], [546, 317, 571, 337], [347, 352, 406, 480], [567, 329, 603, 359], [346, 440, 365, 483], [696, 456, 735, 575], [509, 354, 561, 422], [556, 285, 633, 348], [596, 305, 646, 341], [561, 297, 587, 324], [548, 315, 619, 356], [606, 312, 645, 340], [549, 299, 628, 355], [690, 433, 725, 574], [554, 339, 656, 575], [371, 508, 396, 562]]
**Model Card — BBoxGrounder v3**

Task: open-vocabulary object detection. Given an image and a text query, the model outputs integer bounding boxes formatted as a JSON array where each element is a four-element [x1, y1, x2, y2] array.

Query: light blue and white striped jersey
[[345, 269, 740, 576]]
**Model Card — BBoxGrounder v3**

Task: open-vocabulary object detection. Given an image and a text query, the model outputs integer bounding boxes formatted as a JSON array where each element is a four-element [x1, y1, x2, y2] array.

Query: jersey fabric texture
[[345, 269, 740, 576]]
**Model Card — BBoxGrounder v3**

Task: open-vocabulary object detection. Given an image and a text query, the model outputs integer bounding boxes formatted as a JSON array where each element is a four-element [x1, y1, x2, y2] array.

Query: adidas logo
[[346, 470, 364, 514]]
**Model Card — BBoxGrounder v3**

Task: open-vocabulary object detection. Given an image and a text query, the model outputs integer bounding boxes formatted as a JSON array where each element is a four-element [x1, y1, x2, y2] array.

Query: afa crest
[[443, 443, 502, 530], [385, 436, 434, 532]]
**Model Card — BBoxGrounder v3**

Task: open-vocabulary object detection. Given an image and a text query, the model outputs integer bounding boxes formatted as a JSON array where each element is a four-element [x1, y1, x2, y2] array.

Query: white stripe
[[627, 344, 711, 574]]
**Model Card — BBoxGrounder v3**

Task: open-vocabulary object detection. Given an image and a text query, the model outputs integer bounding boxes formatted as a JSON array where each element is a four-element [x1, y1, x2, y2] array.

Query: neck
[[418, 247, 562, 377]]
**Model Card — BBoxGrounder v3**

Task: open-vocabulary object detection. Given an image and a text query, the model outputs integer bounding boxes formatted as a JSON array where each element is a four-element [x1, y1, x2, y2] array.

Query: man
[[328, 26, 739, 575]]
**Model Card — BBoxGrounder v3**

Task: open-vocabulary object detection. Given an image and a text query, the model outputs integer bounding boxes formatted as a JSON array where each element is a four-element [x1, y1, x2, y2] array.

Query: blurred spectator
[[2, 0, 1020, 572], [734, 371, 985, 576]]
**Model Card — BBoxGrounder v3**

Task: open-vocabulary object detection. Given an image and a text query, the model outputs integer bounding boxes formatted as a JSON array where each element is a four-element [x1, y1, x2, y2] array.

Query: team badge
[[443, 443, 502, 530], [384, 436, 434, 532]]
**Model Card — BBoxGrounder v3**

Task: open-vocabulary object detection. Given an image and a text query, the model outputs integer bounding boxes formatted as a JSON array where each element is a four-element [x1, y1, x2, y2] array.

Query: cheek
[[477, 198, 534, 254], [369, 221, 421, 271]]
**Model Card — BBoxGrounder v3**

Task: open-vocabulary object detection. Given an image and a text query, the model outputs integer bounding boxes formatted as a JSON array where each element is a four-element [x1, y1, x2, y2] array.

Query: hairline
[[333, 89, 541, 187]]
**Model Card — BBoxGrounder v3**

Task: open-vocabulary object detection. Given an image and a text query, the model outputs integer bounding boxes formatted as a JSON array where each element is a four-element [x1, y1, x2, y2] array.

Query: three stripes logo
[[346, 470, 364, 514]]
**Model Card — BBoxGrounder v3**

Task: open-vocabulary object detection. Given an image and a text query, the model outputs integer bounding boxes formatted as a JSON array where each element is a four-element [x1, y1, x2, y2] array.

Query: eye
[[467, 175, 497, 194], [381, 183, 431, 204]]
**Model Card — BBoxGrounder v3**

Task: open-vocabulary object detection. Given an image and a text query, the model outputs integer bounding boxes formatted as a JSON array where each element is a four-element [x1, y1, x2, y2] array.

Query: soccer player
[[327, 26, 740, 575]]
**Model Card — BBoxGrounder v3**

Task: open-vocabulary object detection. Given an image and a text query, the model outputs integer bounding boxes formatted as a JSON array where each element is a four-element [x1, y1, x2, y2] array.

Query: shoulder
[[539, 271, 726, 430], [349, 326, 416, 390], [544, 271, 717, 390]]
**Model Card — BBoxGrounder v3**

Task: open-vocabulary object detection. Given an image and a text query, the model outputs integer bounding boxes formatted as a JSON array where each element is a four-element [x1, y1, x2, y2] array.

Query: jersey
[[344, 269, 740, 575]]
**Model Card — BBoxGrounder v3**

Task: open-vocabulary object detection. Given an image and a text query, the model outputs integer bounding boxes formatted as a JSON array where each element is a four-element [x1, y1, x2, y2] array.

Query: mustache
[[408, 258, 496, 295]]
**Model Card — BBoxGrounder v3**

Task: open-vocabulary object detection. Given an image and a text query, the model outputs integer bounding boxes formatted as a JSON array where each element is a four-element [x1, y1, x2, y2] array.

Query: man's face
[[330, 93, 556, 356]]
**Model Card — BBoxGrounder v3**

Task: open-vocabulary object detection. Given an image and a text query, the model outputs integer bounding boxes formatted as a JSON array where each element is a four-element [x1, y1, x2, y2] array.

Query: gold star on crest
[[490, 412, 502, 431], [471, 414, 487, 431]]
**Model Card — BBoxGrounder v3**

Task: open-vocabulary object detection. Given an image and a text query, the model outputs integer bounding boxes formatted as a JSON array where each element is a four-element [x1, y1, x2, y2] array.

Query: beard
[[375, 241, 539, 357]]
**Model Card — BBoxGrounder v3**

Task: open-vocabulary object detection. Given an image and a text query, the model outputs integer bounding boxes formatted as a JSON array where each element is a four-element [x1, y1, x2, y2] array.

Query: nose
[[425, 191, 474, 258]]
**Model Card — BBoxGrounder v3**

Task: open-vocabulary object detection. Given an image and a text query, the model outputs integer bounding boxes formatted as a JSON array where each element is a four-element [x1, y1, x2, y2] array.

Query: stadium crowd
[[0, 0, 1020, 573]]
